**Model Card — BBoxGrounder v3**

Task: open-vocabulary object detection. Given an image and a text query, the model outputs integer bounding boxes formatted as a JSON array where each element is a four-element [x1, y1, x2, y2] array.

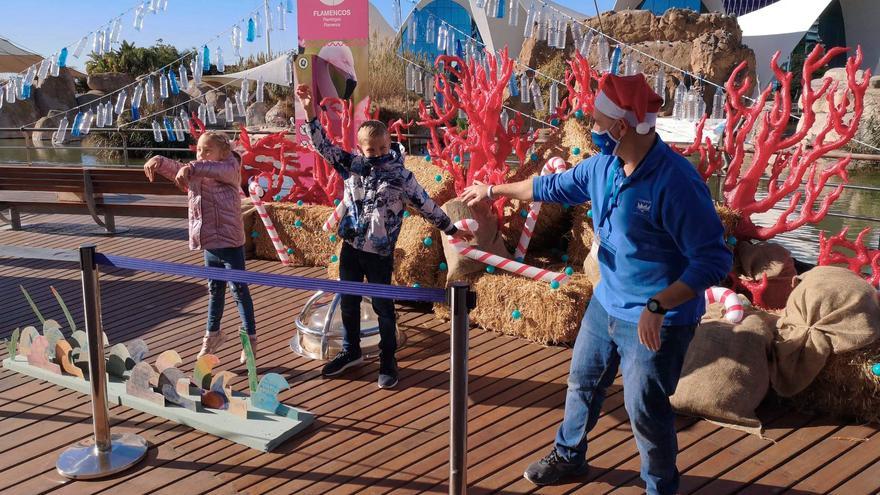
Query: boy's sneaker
[[378, 357, 398, 389], [523, 449, 588, 486], [322, 350, 364, 376], [197, 330, 225, 359]]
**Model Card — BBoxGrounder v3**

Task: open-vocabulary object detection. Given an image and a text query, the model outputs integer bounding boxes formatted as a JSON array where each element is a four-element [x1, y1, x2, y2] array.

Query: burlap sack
[[440, 199, 511, 286], [670, 304, 778, 436], [734, 241, 797, 310], [770, 266, 880, 397]]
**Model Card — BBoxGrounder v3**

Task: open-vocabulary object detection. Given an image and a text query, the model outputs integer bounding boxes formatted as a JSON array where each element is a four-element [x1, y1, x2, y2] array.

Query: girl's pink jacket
[[154, 155, 246, 251]]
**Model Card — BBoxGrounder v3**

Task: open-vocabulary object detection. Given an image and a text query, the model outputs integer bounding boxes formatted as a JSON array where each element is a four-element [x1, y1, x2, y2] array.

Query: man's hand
[[143, 156, 161, 182], [460, 180, 491, 207], [174, 165, 192, 191], [450, 228, 475, 242], [296, 84, 314, 120], [637, 308, 664, 352]]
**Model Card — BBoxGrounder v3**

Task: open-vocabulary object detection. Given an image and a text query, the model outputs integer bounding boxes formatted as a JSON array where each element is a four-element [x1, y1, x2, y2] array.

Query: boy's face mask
[[591, 119, 625, 156]]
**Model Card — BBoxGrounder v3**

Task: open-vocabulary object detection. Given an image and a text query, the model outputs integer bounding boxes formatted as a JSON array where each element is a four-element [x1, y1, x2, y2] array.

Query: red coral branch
[[563, 50, 599, 117], [818, 227, 880, 287], [672, 116, 723, 180]]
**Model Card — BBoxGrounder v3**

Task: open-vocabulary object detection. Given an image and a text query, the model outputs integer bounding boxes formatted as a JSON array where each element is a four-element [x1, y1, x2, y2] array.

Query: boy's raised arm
[[296, 84, 356, 177]]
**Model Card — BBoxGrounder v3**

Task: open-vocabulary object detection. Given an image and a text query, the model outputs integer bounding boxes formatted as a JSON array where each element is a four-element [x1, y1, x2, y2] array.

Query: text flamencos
[[313, 9, 352, 16]]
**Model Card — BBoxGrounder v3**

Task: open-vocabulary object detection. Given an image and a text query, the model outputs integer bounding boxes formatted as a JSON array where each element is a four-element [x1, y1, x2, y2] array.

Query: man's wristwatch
[[646, 298, 668, 315]]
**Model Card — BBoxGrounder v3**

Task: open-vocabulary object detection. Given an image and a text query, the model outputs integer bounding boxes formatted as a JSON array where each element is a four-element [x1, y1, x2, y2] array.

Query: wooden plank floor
[[0, 213, 878, 495]]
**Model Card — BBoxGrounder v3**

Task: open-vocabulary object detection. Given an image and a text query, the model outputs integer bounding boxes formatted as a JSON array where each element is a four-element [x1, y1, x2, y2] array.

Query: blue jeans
[[555, 300, 695, 495], [337, 242, 396, 361], [204, 246, 256, 335]]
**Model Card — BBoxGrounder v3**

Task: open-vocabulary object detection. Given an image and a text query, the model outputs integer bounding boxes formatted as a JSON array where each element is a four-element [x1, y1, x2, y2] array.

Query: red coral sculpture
[[417, 48, 538, 221], [672, 116, 723, 180], [562, 50, 599, 119], [676, 45, 870, 241], [818, 227, 880, 287]]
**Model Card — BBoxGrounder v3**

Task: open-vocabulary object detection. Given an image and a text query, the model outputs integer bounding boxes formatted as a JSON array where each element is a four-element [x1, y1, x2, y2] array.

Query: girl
[[144, 131, 257, 364]]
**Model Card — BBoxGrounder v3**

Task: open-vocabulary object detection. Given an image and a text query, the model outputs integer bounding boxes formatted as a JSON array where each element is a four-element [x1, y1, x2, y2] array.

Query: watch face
[[648, 299, 661, 313]]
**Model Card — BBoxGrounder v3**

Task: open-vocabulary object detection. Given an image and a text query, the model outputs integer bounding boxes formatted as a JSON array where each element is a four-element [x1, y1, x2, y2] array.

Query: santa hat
[[594, 73, 663, 134]]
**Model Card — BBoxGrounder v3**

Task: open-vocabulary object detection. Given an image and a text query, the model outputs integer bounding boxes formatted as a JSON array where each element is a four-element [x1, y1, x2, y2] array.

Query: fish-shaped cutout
[[125, 339, 149, 366], [68, 330, 87, 349], [106, 343, 131, 378], [240, 330, 258, 393], [6, 328, 19, 360], [252, 373, 297, 419], [209, 371, 247, 418], [70, 331, 110, 365], [193, 354, 220, 389], [211, 371, 236, 396], [43, 322, 64, 360], [200, 374, 229, 410], [18, 327, 39, 357], [158, 367, 197, 411], [55, 340, 84, 379], [153, 350, 182, 387], [126, 361, 164, 406], [27, 336, 61, 375]]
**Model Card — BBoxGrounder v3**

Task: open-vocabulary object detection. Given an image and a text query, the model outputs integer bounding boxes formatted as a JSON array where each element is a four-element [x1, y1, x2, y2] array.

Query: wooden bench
[[0, 164, 187, 233]]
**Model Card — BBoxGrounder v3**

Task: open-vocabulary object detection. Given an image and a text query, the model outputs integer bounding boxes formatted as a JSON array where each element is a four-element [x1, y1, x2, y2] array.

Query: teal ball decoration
[[453, 155, 461, 163], [550, 280, 560, 290], [333, 198, 341, 206], [515, 256, 524, 262], [273, 195, 281, 201], [511, 309, 522, 320], [403, 210, 411, 218], [330, 255, 338, 263], [872, 363, 880, 376], [425, 154, 432, 161], [550, 118, 560, 126], [412, 283, 421, 288], [486, 266, 496, 274], [562, 203, 570, 210], [439, 262, 448, 271], [565, 266, 574, 276], [294, 219, 303, 228], [727, 236, 738, 245], [297, 200, 304, 206], [574, 109, 585, 119], [530, 153, 539, 162], [329, 234, 337, 242], [435, 174, 443, 182], [286, 248, 294, 254], [587, 210, 593, 218], [423, 237, 433, 246], [572, 147, 581, 156], [250, 231, 259, 238], [561, 254, 569, 262], [520, 209, 528, 218]]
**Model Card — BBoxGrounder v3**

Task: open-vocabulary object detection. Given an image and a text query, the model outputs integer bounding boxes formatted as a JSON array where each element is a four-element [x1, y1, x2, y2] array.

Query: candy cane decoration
[[249, 182, 290, 266], [448, 219, 569, 285], [514, 157, 568, 260], [322, 200, 347, 232], [705, 286, 744, 323]]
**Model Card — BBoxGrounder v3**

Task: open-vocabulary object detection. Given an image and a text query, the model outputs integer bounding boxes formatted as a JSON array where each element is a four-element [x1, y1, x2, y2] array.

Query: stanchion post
[[448, 282, 475, 495], [56, 245, 148, 479]]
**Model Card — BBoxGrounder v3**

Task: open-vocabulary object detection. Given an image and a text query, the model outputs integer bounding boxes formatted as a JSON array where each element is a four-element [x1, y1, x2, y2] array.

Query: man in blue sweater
[[461, 73, 733, 494]]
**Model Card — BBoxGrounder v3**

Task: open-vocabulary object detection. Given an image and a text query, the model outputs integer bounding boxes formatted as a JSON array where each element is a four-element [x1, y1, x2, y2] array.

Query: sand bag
[[770, 266, 880, 397], [440, 199, 511, 286], [734, 241, 797, 310], [671, 304, 778, 436]]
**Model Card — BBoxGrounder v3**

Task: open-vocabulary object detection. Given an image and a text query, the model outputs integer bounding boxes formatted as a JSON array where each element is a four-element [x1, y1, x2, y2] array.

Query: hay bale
[[790, 340, 880, 423], [500, 199, 571, 254], [326, 214, 445, 288], [252, 203, 336, 266], [559, 118, 597, 166], [470, 272, 593, 345], [566, 202, 595, 269], [405, 155, 456, 205]]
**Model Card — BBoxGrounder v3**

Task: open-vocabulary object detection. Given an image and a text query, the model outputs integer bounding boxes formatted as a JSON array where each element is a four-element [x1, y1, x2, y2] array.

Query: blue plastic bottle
[[58, 48, 68, 68], [71, 112, 84, 137], [164, 117, 177, 142], [610, 45, 622, 75], [247, 18, 256, 42], [169, 70, 180, 95]]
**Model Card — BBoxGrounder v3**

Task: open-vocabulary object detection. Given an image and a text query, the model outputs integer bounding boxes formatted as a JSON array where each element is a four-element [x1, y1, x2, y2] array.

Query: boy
[[296, 84, 473, 389]]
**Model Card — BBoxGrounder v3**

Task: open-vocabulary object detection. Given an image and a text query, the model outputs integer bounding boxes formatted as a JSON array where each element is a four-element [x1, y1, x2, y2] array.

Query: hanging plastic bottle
[[8, 77, 18, 103], [696, 94, 707, 120], [95, 104, 105, 127], [58, 48, 68, 69], [578, 30, 593, 58], [256, 76, 265, 103], [534, 5, 545, 41], [425, 15, 436, 44], [202, 46, 211, 72], [111, 18, 123, 44], [22, 66, 35, 98], [520, 74, 531, 104], [178, 64, 189, 91], [235, 95, 246, 116], [224, 98, 235, 121], [500, 109, 509, 130], [596, 36, 610, 73], [173, 117, 186, 141], [92, 31, 102, 56], [445, 29, 455, 56], [163, 117, 177, 142], [557, 21, 567, 49], [407, 14, 418, 46], [151, 120, 163, 142], [133, 5, 145, 30], [414, 68, 424, 95], [73, 36, 88, 58], [523, 1, 535, 38], [530, 79, 544, 111], [207, 103, 217, 124], [619, 51, 630, 76], [114, 90, 127, 115], [37, 58, 50, 83], [197, 103, 207, 123], [53, 116, 69, 145], [549, 82, 559, 115], [80, 109, 94, 135], [167, 70, 179, 95], [653, 68, 666, 104], [405, 64, 414, 92], [544, 13, 555, 47], [475, 0, 486, 8], [264, 1, 273, 34], [247, 17, 256, 42], [278, 2, 286, 31], [103, 26, 112, 53], [572, 22, 582, 45], [255, 12, 263, 38], [161, 0, 169, 11], [191, 58, 202, 85], [711, 89, 725, 119], [673, 81, 686, 120], [508, 73, 520, 97], [435, 23, 446, 52], [286, 0, 293, 13], [628, 54, 641, 76], [149, 0, 160, 13], [508, 0, 519, 26], [213, 46, 223, 74], [241, 78, 250, 103], [485, 0, 496, 17], [71, 112, 83, 137], [285, 54, 294, 86], [144, 76, 156, 105], [49, 53, 60, 77], [610, 45, 622, 75], [159, 71, 169, 99]]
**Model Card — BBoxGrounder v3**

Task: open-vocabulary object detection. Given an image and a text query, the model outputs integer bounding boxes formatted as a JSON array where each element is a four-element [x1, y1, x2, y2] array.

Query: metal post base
[[56, 433, 148, 480]]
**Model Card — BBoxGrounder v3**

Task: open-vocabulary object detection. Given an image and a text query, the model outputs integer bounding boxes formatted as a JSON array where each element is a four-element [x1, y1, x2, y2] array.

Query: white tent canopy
[[739, 0, 834, 91], [202, 53, 296, 87]]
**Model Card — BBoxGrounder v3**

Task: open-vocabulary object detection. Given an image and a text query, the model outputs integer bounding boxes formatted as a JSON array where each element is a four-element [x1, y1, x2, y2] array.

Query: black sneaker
[[378, 358, 399, 389], [523, 449, 588, 486], [322, 350, 364, 377]]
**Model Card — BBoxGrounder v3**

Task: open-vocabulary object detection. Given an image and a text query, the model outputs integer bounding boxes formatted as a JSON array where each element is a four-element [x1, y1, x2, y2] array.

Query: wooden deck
[[1, 213, 879, 495]]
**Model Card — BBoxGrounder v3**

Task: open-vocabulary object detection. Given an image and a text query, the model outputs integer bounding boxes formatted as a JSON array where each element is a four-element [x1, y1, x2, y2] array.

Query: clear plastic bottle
[[92, 31, 103, 56], [80, 109, 94, 135], [405, 64, 414, 92], [425, 15, 435, 44], [73, 36, 88, 58], [653, 68, 666, 104], [134, 5, 145, 31], [264, 1, 273, 33], [256, 76, 265, 103], [49, 53, 60, 77], [579, 30, 593, 58], [557, 21, 567, 49], [151, 120, 163, 141], [520, 74, 531, 104], [285, 54, 294, 86], [216, 46, 225, 73], [548, 82, 559, 115], [235, 94, 246, 116], [37, 57, 51, 83], [173, 117, 186, 141], [508, 0, 519, 26], [103, 25, 112, 53], [225, 98, 235, 121], [197, 103, 207, 123], [530, 79, 544, 111], [711, 89, 725, 119], [596, 36, 610, 73], [278, 2, 286, 31], [207, 103, 217, 124], [255, 12, 263, 38], [523, 1, 535, 38], [113, 90, 127, 115], [500, 109, 509, 130], [673, 81, 686, 120], [95, 104, 105, 128], [231, 25, 241, 58], [111, 18, 123, 44], [53, 116, 69, 145], [145, 76, 156, 105], [178, 65, 189, 90], [159, 72, 169, 99]]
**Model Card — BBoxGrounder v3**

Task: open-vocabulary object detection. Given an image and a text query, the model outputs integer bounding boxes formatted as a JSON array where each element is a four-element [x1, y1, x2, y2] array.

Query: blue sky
[[3, 0, 615, 71]]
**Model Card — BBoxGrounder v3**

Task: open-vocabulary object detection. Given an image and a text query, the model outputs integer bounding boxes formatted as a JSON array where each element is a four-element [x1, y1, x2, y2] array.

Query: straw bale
[[790, 339, 880, 423], [405, 155, 457, 205], [566, 202, 595, 269], [252, 203, 336, 266], [559, 118, 597, 166], [500, 199, 571, 254]]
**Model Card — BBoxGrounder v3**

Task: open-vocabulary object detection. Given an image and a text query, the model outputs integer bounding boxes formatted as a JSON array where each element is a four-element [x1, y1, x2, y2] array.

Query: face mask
[[591, 121, 622, 156]]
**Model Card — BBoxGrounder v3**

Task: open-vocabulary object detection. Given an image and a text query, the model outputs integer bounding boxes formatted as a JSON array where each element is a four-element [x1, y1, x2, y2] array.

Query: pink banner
[[298, 0, 369, 42]]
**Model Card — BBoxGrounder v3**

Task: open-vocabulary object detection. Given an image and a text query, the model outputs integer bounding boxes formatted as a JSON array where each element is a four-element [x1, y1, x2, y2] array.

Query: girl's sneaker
[[197, 330, 225, 359]]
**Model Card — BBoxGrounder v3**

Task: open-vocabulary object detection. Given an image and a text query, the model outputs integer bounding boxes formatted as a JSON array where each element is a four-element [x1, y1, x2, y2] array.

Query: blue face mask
[[591, 122, 622, 156]]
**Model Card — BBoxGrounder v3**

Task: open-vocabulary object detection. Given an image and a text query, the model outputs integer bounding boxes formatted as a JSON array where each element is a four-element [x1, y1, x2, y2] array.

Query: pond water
[[2, 139, 878, 263]]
